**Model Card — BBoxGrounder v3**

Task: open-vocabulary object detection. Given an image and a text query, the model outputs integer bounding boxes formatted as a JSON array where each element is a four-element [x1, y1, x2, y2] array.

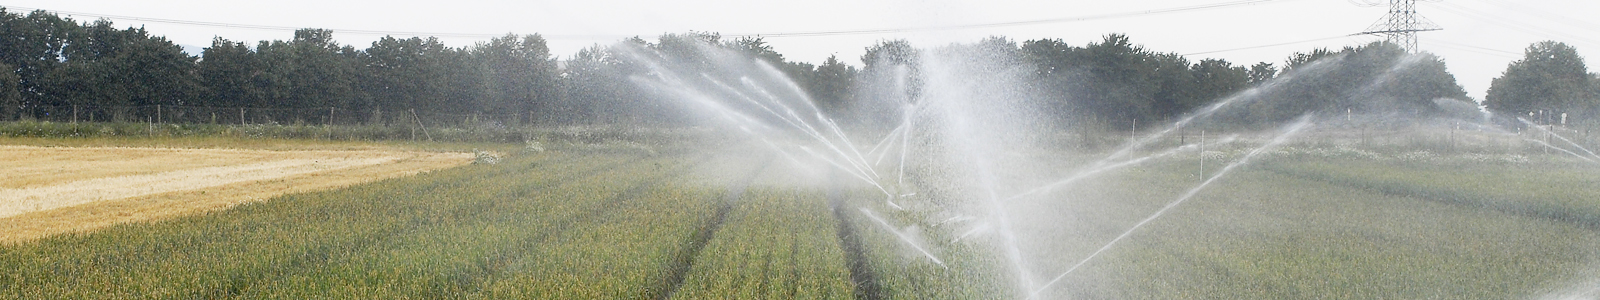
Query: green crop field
[[4, 133, 1600, 299]]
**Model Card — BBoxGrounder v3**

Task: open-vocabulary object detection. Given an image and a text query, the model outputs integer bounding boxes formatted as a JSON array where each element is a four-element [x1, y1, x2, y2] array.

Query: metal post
[[1199, 130, 1206, 180], [410, 109, 432, 142]]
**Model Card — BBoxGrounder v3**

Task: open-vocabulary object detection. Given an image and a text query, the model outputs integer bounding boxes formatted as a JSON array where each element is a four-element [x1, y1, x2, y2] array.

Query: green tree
[[1240, 42, 1467, 124], [560, 44, 618, 123], [0, 9, 77, 116], [361, 36, 456, 121], [1485, 41, 1595, 122], [199, 37, 265, 109], [472, 34, 558, 123], [1190, 59, 1250, 110], [1076, 34, 1158, 125], [809, 55, 857, 117], [1247, 62, 1277, 84], [251, 29, 362, 123], [856, 39, 922, 127], [1019, 38, 1081, 125], [727, 36, 785, 65], [0, 62, 18, 120], [43, 20, 197, 121]]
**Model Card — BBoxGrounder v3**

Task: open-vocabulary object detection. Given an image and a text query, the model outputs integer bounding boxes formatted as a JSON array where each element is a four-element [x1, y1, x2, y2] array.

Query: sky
[[3, 0, 1597, 101]]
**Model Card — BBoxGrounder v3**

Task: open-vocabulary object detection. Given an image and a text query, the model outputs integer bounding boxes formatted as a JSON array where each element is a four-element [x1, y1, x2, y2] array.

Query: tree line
[[5, 8, 1588, 130]]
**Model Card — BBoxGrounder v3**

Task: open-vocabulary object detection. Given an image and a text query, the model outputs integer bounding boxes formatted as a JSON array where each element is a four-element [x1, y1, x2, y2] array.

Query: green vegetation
[[0, 147, 731, 298], [1003, 151, 1600, 298], [5, 131, 1600, 299], [1486, 41, 1599, 124], [2, 8, 1514, 131], [1263, 152, 1600, 229], [0, 120, 720, 147], [670, 188, 855, 299]]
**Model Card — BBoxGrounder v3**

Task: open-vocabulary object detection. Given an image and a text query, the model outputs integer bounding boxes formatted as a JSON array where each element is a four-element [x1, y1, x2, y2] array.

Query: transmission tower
[[1359, 0, 1442, 52]]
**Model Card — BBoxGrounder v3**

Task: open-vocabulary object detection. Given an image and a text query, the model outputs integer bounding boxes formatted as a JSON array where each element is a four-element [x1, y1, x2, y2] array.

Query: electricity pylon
[[1359, 0, 1442, 52]]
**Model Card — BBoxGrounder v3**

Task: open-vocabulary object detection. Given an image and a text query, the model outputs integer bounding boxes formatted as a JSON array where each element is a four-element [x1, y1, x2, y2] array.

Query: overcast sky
[[4, 0, 1597, 101]]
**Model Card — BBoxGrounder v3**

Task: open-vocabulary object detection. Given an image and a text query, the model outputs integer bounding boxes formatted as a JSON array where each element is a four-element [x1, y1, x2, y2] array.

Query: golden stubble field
[[0, 144, 474, 243]]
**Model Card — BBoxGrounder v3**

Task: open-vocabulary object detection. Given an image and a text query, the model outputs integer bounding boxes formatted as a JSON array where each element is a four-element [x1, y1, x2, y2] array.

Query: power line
[[1430, 2, 1600, 47], [1181, 34, 1361, 56], [1428, 39, 1520, 56], [1485, 0, 1600, 35], [1426, 41, 1520, 59], [0, 4, 624, 40], [728, 0, 1309, 38], [4, 0, 1306, 40]]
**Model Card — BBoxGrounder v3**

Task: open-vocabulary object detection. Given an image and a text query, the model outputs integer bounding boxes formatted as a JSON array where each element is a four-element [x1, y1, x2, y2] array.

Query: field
[[4, 131, 1600, 299], [0, 138, 475, 243]]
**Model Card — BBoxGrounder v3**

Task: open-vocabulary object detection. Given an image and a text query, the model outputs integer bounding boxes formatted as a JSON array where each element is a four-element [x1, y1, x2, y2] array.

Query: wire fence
[[1, 104, 726, 145], [12, 104, 544, 129]]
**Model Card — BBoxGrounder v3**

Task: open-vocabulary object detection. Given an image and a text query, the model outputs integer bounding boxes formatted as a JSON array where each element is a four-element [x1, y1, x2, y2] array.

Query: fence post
[[240, 107, 246, 126], [156, 105, 162, 124], [410, 109, 432, 142]]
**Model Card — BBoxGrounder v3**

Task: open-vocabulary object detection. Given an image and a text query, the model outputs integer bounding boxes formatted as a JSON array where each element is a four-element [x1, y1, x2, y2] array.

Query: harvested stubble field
[[0, 141, 474, 243]]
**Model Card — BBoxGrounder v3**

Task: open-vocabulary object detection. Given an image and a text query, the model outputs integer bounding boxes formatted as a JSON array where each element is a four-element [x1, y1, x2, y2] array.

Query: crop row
[[0, 148, 729, 298], [831, 189, 1015, 300], [1259, 155, 1600, 228], [669, 188, 855, 299], [829, 150, 1600, 299], [1018, 156, 1600, 298]]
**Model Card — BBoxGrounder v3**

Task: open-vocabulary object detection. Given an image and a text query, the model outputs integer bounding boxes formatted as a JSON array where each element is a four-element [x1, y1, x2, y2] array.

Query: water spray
[[860, 208, 946, 268], [1027, 116, 1315, 299], [1004, 135, 1241, 203], [1003, 143, 1200, 202], [1518, 117, 1600, 162]]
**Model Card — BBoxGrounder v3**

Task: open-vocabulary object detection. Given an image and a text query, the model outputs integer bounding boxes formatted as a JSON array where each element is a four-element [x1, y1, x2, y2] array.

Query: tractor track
[[657, 152, 776, 299]]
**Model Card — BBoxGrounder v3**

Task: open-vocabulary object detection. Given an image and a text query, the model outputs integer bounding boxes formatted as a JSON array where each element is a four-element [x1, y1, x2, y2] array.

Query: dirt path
[[0, 146, 473, 243]]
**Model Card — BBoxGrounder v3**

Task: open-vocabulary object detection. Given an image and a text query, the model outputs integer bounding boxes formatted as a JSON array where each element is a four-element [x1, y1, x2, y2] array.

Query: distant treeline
[[9, 8, 1588, 130]]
